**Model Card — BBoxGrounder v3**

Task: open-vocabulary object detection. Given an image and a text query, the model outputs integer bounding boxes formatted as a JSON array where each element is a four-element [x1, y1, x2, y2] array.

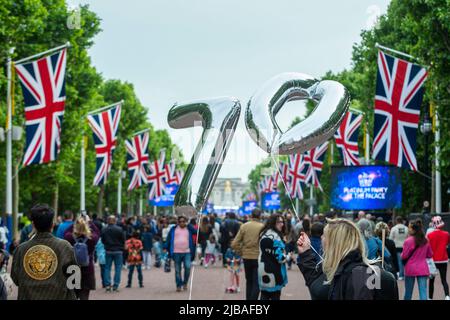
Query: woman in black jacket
[[297, 218, 398, 300]]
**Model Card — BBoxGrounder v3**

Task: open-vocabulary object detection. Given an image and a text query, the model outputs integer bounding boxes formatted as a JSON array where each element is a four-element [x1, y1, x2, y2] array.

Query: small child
[[125, 231, 144, 288], [204, 234, 218, 268], [161, 249, 171, 273], [224, 243, 242, 293]]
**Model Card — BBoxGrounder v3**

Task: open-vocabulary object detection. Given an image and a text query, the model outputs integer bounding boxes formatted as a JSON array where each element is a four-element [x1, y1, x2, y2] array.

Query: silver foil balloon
[[168, 97, 241, 216], [245, 72, 350, 155]]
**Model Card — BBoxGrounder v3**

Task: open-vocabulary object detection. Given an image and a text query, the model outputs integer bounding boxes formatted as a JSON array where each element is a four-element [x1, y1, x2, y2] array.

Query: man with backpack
[[101, 215, 126, 292]]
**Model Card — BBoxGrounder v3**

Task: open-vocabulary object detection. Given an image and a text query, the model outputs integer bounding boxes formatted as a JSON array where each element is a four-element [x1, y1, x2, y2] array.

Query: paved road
[[8, 259, 449, 300]]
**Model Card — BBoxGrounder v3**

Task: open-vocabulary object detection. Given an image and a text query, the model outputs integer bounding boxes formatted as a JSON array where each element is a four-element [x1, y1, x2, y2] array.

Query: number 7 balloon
[[245, 72, 350, 155], [168, 97, 241, 215]]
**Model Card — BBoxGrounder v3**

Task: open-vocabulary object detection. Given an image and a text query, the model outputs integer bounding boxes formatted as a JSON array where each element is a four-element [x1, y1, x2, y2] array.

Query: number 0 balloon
[[246, 72, 350, 155]]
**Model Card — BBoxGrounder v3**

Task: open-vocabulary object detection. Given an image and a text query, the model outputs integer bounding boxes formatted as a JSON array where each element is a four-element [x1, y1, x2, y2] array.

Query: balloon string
[[270, 154, 323, 262], [188, 212, 203, 300]]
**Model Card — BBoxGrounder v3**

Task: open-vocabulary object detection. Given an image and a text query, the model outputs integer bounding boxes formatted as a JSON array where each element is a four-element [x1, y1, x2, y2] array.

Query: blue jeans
[[127, 264, 143, 286], [404, 276, 428, 300], [105, 252, 123, 289], [173, 253, 191, 288], [99, 264, 107, 288], [396, 252, 404, 278]]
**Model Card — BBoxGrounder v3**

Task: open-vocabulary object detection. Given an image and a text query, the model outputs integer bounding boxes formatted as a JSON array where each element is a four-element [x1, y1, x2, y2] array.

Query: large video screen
[[149, 184, 179, 207], [261, 192, 281, 210], [330, 165, 402, 210], [242, 200, 257, 214]]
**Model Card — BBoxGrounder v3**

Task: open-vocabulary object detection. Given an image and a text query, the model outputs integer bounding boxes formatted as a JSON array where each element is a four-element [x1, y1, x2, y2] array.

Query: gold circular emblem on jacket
[[23, 245, 58, 280]]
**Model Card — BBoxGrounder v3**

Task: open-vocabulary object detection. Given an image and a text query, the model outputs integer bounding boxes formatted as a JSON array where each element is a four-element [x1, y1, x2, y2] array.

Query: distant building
[[209, 178, 249, 210]]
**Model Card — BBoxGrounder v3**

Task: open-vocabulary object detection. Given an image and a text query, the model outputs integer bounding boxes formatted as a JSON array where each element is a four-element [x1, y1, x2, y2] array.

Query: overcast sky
[[69, 0, 390, 182]]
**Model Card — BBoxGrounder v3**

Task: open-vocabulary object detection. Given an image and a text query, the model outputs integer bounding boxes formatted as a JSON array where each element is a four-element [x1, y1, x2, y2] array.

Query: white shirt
[[205, 240, 217, 255], [389, 224, 409, 248], [0, 226, 8, 244]]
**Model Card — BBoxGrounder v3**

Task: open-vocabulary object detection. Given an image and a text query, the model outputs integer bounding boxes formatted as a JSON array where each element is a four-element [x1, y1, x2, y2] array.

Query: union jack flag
[[304, 142, 329, 191], [245, 193, 256, 201], [148, 150, 168, 200], [164, 160, 180, 185], [87, 104, 122, 186], [372, 50, 428, 171], [272, 170, 280, 190], [258, 176, 274, 194], [287, 153, 306, 199], [15, 49, 67, 166], [279, 161, 290, 185], [334, 111, 363, 166], [125, 132, 149, 191], [176, 170, 184, 184]]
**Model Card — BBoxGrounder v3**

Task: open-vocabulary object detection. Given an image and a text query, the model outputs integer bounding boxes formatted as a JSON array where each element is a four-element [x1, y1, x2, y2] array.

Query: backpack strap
[[75, 236, 88, 243]]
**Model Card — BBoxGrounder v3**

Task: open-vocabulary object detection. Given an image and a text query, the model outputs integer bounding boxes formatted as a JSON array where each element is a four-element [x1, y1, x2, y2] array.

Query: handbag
[[426, 258, 438, 275]]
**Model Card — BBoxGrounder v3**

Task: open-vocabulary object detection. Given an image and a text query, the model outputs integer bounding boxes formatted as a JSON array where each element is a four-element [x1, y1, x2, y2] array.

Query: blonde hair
[[73, 217, 92, 239], [322, 218, 374, 284], [374, 222, 389, 239]]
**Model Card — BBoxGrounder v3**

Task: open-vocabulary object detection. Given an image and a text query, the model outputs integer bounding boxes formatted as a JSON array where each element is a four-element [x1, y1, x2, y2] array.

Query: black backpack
[[356, 263, 399, 300], [374, 267, 399, 300]]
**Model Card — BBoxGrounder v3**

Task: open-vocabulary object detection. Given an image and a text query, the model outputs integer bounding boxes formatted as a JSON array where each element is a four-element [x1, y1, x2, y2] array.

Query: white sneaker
[[398, 277, 404, 281], [445, 296, 450, 300]]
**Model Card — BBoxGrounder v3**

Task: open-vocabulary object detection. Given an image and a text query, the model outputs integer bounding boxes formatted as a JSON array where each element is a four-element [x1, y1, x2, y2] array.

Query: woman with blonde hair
[[64, 215, 100, 300], [297, 218, 398, 300], [374, 221, 398, 277]]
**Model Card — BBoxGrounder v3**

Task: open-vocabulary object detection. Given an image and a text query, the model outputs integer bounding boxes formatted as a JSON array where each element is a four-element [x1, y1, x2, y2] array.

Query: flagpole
[[132, 128, 151, 137], [349, 107, 365, 115], [80, 135, 85, 213], [87, 100, 124, 116], [14, 42, 71, 65], [375, 43, 417, 61], [139, 188, 143, 216], [309, 184, 314, 216], [330, 143, 334, 165], [117, 171, 122, 215], [365, 121, 370, 164], [5, 49, 14, 225], [435, 108, 441, 213]]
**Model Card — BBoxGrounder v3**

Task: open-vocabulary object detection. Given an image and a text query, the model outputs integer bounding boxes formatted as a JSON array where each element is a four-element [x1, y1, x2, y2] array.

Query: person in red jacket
[[427, 216, 450, 300]]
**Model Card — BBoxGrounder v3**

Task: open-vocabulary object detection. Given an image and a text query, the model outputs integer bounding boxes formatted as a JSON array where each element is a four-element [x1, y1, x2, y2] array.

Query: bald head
[[107, 215, 117, 225]]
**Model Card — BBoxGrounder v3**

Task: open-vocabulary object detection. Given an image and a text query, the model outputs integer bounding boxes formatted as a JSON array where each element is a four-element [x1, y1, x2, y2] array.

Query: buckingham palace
[[208, 178, 250, 210]]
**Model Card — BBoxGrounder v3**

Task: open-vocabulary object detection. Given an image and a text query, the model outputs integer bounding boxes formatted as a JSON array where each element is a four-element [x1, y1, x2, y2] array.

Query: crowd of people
[[0, 204, 449, 301]]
